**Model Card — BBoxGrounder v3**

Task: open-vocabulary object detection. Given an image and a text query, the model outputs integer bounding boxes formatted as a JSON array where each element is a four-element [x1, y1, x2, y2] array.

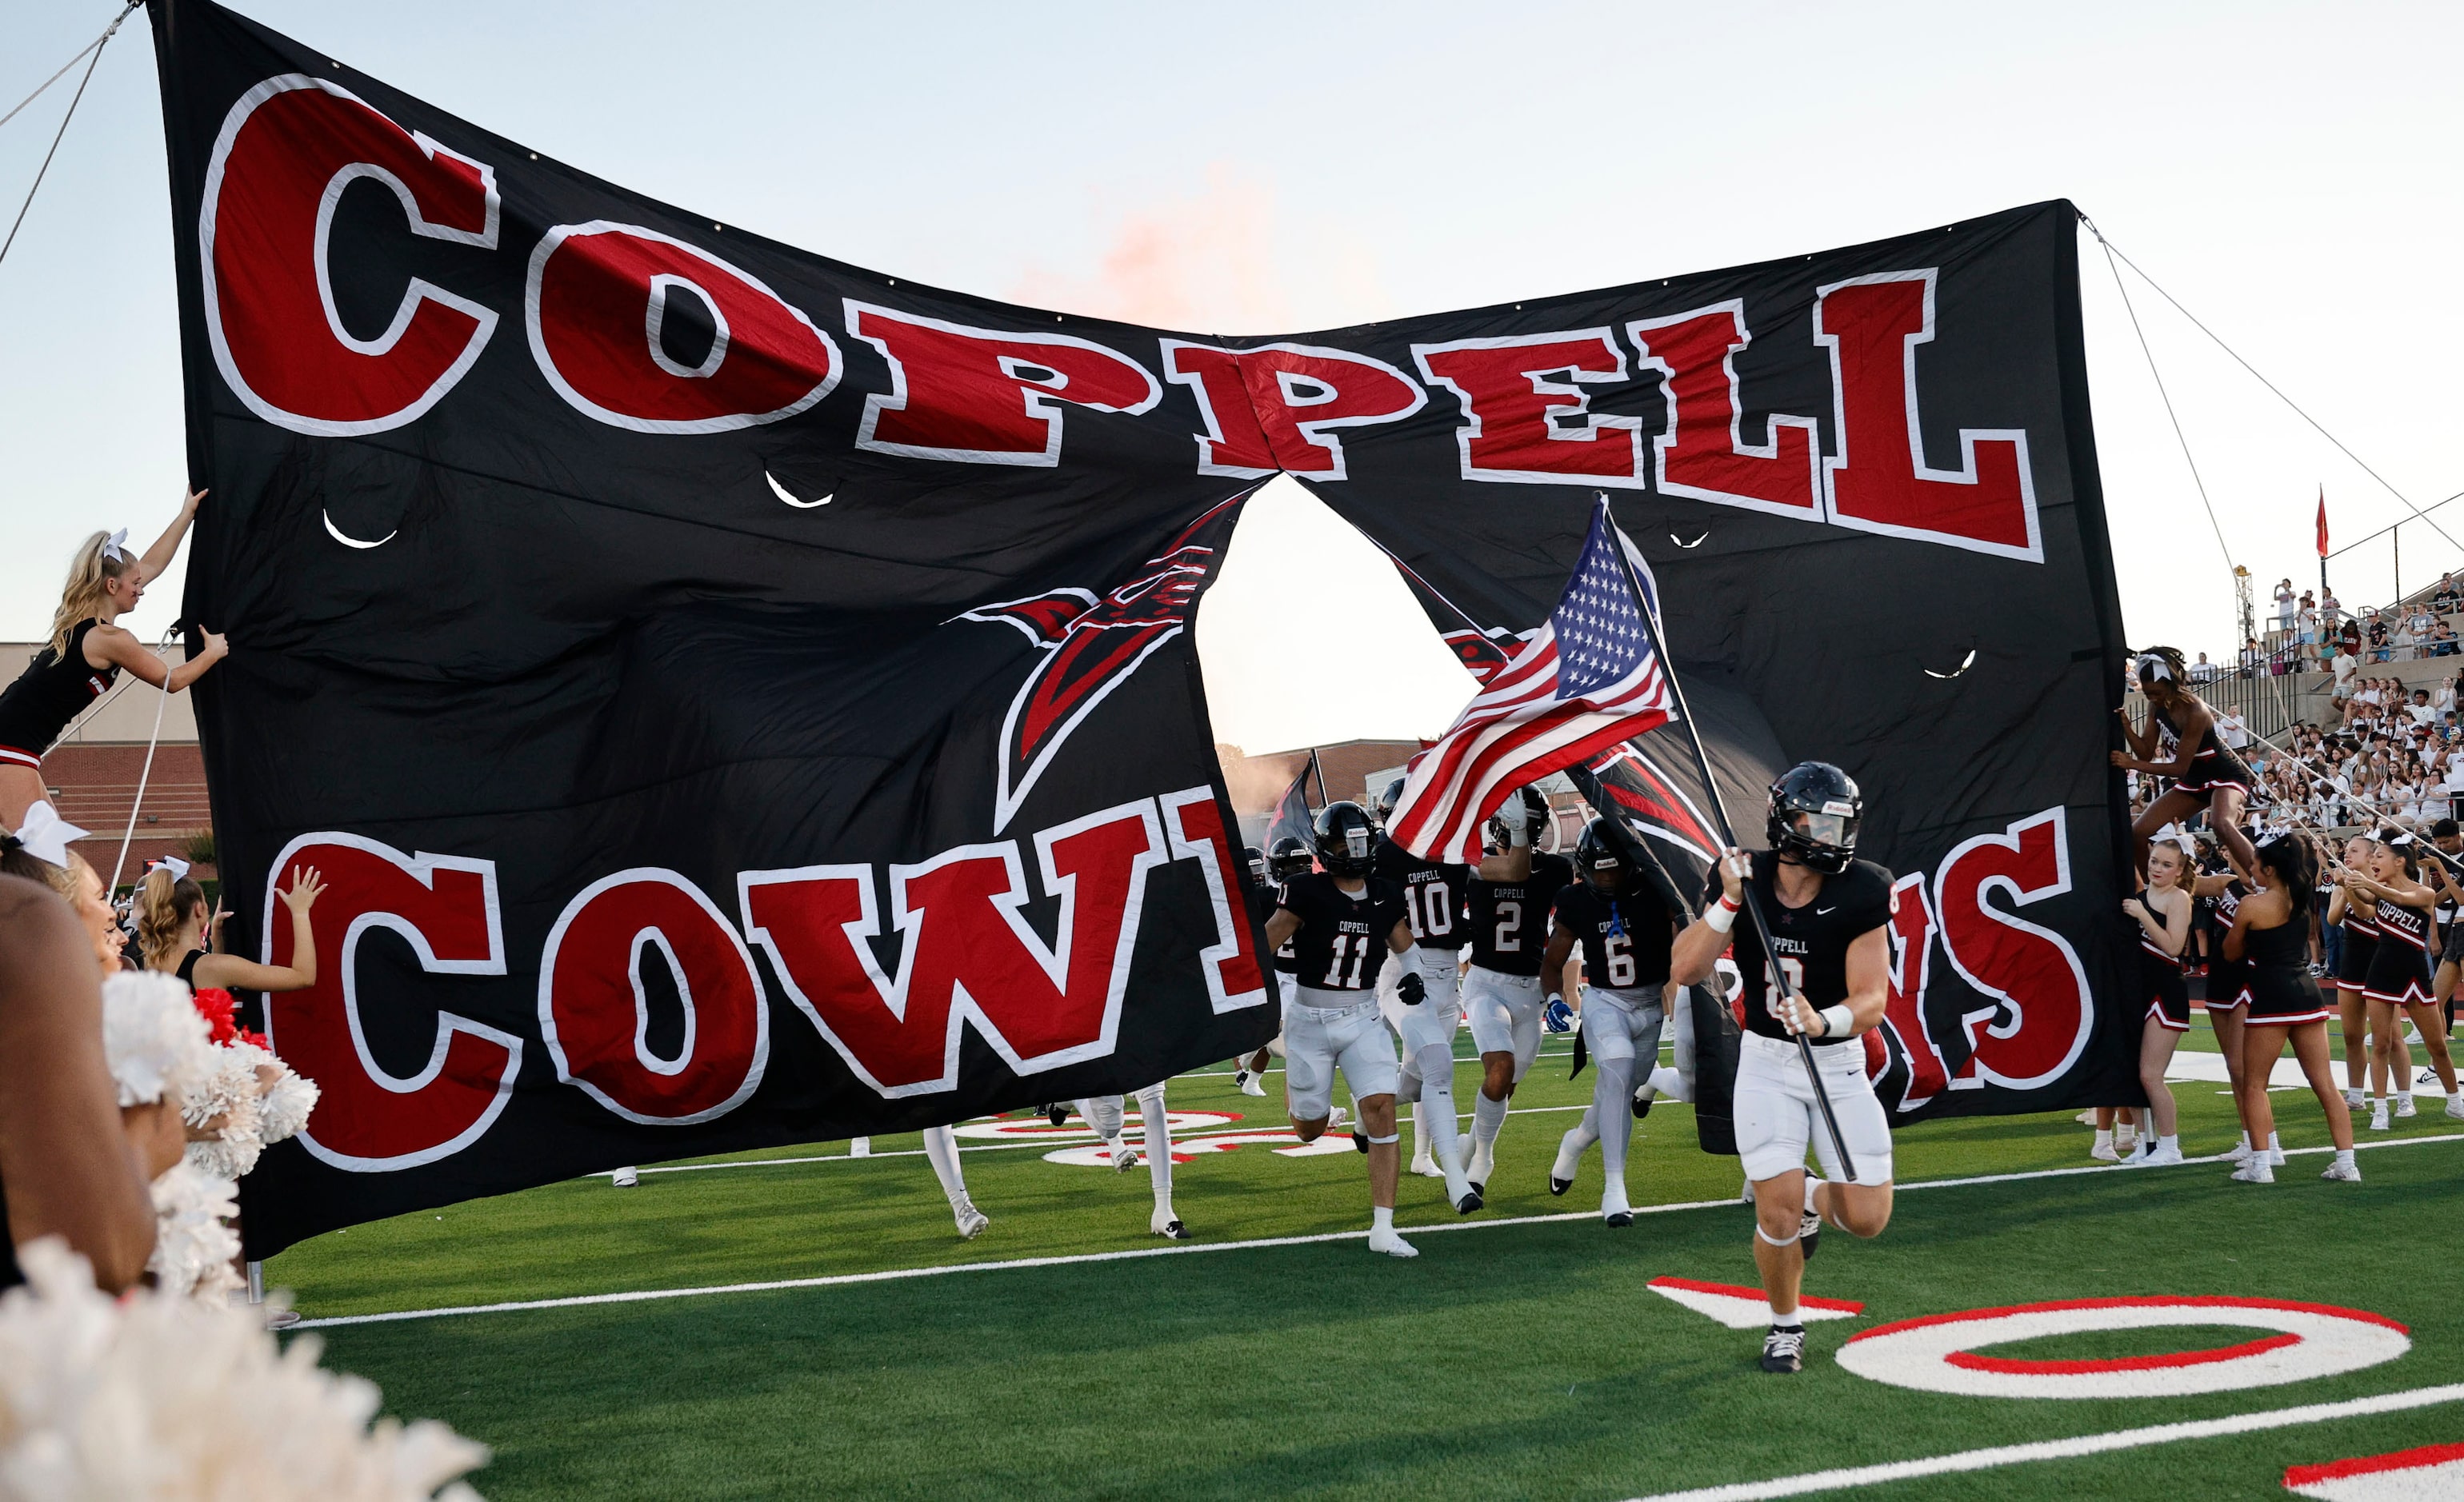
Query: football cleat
[[1354, 1131, 1370, 1154], [1759, 1324, 1806, 1374], [1366, 1226, 1419, 1259], [1151, 1210, 1191, 1240], [1411, 1156, 1446, 1179], [1632, 1085, 1654, 1119], [1042, 1103, 1069, 1128], [1465, 1139, 1494, 1196], [1326, 1104, 1349, 1133], [1604, 1212, 1633, 1228], [1798, 1208, 1823, 1262], [2319, 1159, 2362, 1183], [953, 1199, 990, 1240], [1110, 1142, 1140, 1172], [1455, 1188, 1484, 1215], [610, 1166, 638, 1188]]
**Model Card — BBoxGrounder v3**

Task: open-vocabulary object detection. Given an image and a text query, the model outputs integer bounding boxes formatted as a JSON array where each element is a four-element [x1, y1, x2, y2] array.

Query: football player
[[1669, 763, 1897, 1376], [1263, 801, 1460, 1257], [1072, 1084, 1188, 1238], [921, 1123, 990, 1240], [1232, 836, 1314, 1097], [1462, 787, 1576, 1193], [1371, 777, 1474, 1190], [1542, 817, 1686, 1225]]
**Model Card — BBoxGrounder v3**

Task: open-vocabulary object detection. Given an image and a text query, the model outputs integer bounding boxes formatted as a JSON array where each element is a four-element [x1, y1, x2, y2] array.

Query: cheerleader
[[2120, 836, 2194, 1164], [2193, 849, 2259, 1160], [0, 495, 225, 829], [2324, 834, 2380, 1111], [2223, 833, 2358, 1183], [134, 861, 324, 1005], [2339, 833, 2463, 1126], [2, 801, 128, 976], [2113, 649, 2258, 878]]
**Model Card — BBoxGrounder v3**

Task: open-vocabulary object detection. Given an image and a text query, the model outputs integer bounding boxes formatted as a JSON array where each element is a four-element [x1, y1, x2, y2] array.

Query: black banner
[[151, 0, 2133, 1252]]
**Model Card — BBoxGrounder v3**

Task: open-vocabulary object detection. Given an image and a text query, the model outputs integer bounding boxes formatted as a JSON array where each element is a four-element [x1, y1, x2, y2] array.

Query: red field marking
[[1650, 1276, 1865, 1313], [2284, 1440, 2464, 1497], [1851, 1296, 2410, 1344], [1947, 1330, 2299, 1376]]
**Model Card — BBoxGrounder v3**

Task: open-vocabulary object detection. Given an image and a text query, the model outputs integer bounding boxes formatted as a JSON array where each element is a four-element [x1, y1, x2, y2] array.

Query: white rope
[[105, 628, 176, 896], [0, 1, 140, 270], [0, 3, 130, 133]]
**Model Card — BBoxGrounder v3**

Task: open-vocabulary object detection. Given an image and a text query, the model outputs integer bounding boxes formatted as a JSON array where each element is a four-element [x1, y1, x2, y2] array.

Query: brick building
[[4, 642, 212, 885], [1217, 737, 1588, 851]]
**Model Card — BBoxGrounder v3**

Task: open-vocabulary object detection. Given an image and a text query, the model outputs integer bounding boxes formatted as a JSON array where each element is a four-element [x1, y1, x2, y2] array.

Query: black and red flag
[[150, 0, 2137, 1252]]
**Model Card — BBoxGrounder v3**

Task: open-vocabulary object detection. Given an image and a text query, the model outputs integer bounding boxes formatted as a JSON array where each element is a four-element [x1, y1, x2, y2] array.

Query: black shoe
[[1042, 1103, 1067, 1128], [1352, 1131, 1369, 1154], [1550, 1172, 1574, 1196], [1798, 1208, 1822, 1263], [1759, 1324, 1806, 1373], [1632, 1089, 1654, 1119], [1455, 1188, 1483, 1214], [1604, 1211, 1633, 1228], [1468, 1179, 1486, 1198], [1154, 1218, 1190, 1240]]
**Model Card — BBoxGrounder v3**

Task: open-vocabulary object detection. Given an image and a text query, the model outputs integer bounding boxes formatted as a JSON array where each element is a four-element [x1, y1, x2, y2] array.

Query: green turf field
[[270, 1021, 2464, 1500]]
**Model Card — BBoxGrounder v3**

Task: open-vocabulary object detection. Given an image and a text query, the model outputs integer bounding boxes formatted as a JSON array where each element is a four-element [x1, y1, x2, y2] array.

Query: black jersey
[[1466, 852, 1574, 977], [1550, 879, 1677, 990], [0, 620, 118, 758], [1710, 853, 1896, 1048], [1244, 879, 1298, 975], [1274, 872, 1406, 993], [1373, 837, 1469, 948]]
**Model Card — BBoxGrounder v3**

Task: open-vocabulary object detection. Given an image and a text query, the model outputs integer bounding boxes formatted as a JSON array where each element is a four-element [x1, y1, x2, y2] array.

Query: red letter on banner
[[742, 801, 1166, 1097], [1933, 808, 2094, 1091], [526, 223, 839, 433], [1230, 344, 1426, 479], [1814, 271, 2040, 559], [1412, 330, 1644, 485], [538, 869, 769, 1124], [201, 76, 497, 436], [1629, 303, 1820, 517], [1158, 788, 1270, 1013], [1160, 342, 1278, 477], [1873, 871, 1951, 1110], [846, 303, 1161, 465], [259, 834, 519, 1170]]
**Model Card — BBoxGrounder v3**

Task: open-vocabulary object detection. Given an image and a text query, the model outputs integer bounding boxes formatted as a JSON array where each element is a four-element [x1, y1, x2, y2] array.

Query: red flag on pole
[[2317, 488, 2330, 557]]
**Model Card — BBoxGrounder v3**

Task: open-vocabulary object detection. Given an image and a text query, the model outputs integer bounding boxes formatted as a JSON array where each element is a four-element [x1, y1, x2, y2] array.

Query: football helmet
[[1373, 776, 1406, 828], [1267, 836, 1314, 882], [1767, 761, 1861, 874], [1314, 801, 1380, 878], [1574, 817, 1626, 892], [1242, 845, 1266, 886]]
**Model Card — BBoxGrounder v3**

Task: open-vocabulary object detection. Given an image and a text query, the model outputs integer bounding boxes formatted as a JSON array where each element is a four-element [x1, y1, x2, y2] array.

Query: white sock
[[1410, 1099, 1431, 1160], [1768, 1308, 1803, 1330], [1802, 1176, 1822, 1216], [2334, 1148, 2356, 1167], [2398, 1090, 2414, 1105], [1471, 1090, 1510, 1151], [1592, 1054, 1635, 1198], [921, 1125, 967, 1206], [1372, 1206, 1394, 1232], [1644, 1065, 1691, 1103], [1136, 1085, 1174, 1202], [2238, 1129, 2252, 1151], [2158, 1134, 2178, 1150], [2093, 1128, 2113, 1148]]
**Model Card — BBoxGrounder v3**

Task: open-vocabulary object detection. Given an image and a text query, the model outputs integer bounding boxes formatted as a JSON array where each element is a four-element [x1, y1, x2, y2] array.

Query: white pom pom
[[0, 1236, 490, 1498], [100, 970, 214, 1108], [258, 1064, 320, 1147], [146, 1161, 242, 1300]]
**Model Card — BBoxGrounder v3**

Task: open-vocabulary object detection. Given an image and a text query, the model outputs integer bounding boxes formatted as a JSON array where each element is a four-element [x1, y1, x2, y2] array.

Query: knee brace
[[1755, 1224, 1802, 1248]]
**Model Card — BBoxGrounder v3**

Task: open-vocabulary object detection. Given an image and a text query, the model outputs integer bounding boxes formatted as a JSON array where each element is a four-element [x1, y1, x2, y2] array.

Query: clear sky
[[4, 1, 2459, 753]]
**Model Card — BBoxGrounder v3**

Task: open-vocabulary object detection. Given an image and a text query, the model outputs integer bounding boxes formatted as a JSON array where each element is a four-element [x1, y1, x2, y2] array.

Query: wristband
[[1705, 900, 1738, 935], [1509, 820, 1532, 848], [1818, 1005, 1854, 1038]]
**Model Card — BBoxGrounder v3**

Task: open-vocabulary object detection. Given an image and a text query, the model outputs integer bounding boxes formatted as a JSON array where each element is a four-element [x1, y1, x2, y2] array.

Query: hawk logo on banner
[[961, 499, 1242, 833]]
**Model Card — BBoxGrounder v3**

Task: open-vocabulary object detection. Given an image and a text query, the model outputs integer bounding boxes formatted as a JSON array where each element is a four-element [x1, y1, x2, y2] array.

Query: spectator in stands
[[2242, 636, 2266, 677], [2275, 579, 2298, 634], [2438, 678, 2459, 717], [2190, 651, 2219, 683], [2366, 611, 2391, 662], [2332, 641, 2360, 708], [2437, 573, 2462, 614], [2430, 617, 2459, 657]]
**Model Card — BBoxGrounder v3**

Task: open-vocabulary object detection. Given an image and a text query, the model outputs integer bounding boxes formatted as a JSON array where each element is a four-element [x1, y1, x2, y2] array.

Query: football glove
[[1542, 995, 1574, 1033], [1397, 971, 1426, 1006]]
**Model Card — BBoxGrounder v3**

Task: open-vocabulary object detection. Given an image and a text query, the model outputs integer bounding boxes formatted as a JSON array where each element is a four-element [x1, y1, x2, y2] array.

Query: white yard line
[[289, 1132, 2463, 1331], [1622, 1384, 2464, 1501]]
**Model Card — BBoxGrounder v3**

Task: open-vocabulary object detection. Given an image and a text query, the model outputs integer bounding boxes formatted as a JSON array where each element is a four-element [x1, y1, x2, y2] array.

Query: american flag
[[1386, 498, 1677, 862]]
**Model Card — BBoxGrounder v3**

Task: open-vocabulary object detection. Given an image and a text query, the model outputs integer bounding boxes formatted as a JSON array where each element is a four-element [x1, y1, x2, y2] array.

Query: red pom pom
[[238, 1028, 270, 1052], [190, 987, 240, 1045]]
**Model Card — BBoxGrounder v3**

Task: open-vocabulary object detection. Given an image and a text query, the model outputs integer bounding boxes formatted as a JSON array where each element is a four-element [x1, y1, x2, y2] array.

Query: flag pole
[[1590, 496, 1859, 1181], [1309, 748, 1327, 808]]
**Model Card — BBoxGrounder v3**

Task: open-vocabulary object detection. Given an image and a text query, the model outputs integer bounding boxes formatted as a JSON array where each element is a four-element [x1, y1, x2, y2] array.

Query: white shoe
[[1410, 1151, 1444, 1179], [2118, 1141, 2152, 1167], [2145, 1141, 2186, 1166], [2229, 1160, 2275, 1183], [953, 1199, 989, 1240], [2344, 1087, 2366, 1109], [1325, 1105, 1349, 1134], [2370, 1105, 2391, 1132], [1367, 1225, 1419, 1258], [2223, 1138, 2252, 1164], [1740, 1176, 1756, 1204], [1236, 1069, 1266, 1097], [610, 1166, 638, 1188], [1151, 1207, 1190, 1239], [2074, 1109, 2099, 1125], [2446, 1096, 2464, 1120], [2394, 1095, 2417, 1118], [2090, 1140, 2120, 1162], [2320, 1159, 2362, 1182], [1110, 1141, 1141, 1172], [1466, 1139, 1495, 1192]]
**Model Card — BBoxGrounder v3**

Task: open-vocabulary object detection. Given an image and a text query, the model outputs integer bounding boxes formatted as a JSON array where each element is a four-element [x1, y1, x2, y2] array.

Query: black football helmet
[[1267, 836, 1314, 882], [1314, 801, 1379, 877], [1242, 845, 1266, 886], [1373, 776, 1406, 828], [1574, 817, 1626, 891], [1767, 761, 1861, 874], [1484, 786, 1550, 852]]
